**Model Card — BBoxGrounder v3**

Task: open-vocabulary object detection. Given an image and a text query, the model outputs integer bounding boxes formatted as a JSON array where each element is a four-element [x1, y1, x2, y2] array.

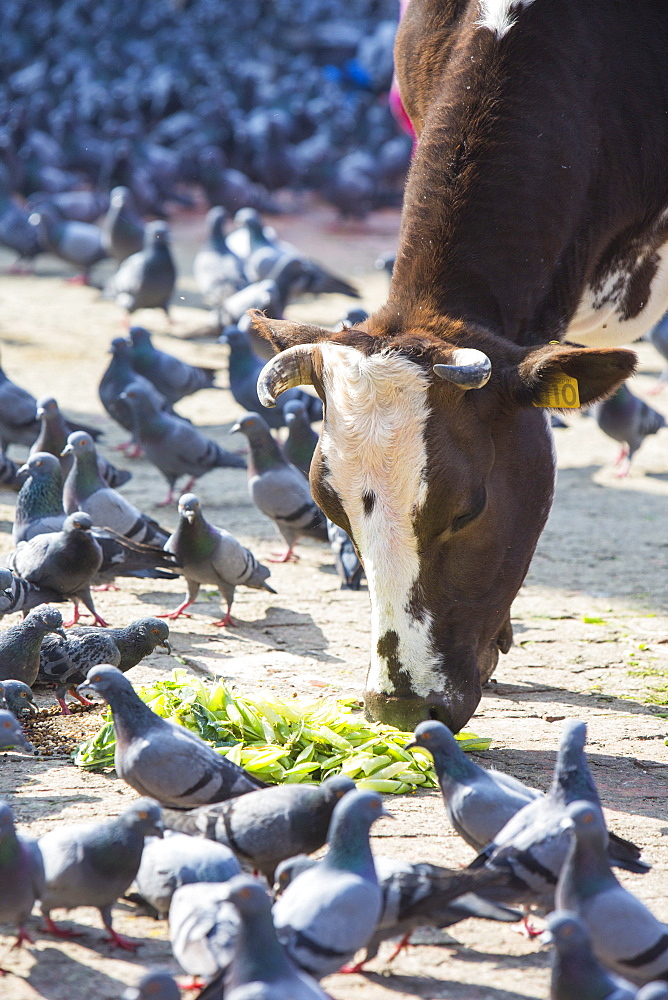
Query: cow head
[[250, 308, 635, 733]]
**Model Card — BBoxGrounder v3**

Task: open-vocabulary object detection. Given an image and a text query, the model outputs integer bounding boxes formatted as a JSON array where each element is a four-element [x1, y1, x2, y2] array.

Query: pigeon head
[[562, 800, 608, 849], [0, 680, 37, 717], [230, 412, 273, 439], [409, 719, 460, 756], [122, 970, 180, 1000], [35, 397, 59, 420], [219, 326, 247, 350], [273, 854, 313, 896], [206, 205, 229, 235], [0, 568, 13, 592], [0, 710, 34, 752], [234, 207, 262, 231], [543, 910, 592, 955], [61, 430, 95, 459], [320, 773, 357, 804], [129, 327, 152, 348], [63, 511, 94, 533], [18, 451, 63, 484], [177, 493, 201, 523], [282, 400, 308, 425], [77, 663, 137, 704], [123, 797, 164, 839], [135, 618, 171, 652], [146, 220, 170, 246], [337, 307, 369, 330], [118, 383, 159, 421], [25, 604, 66, 639], [224, 874, 272, 916], [327, 788, 391, 849], [0, 799, 17, 835], [110, 186, 132, 208], [110, 336, 132, 357]]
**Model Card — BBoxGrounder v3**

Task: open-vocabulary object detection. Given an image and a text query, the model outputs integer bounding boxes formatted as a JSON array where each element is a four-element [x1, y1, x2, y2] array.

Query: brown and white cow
[[249, 0, 668, 733]]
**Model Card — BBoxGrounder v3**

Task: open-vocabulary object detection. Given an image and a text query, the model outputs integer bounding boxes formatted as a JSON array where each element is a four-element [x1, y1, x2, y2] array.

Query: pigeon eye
[[21, 693, 26, 698], [152, 629, 159, 635], [36, 460, 42, 467]]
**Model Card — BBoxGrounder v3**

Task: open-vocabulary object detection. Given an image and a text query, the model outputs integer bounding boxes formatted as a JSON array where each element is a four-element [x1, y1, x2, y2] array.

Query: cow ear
[[509, 344, 637, 408], [247, 310, 327, 353]]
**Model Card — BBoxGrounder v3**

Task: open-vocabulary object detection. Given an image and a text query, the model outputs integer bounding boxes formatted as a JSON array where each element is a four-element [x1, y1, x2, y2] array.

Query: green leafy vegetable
[[72, 670, 492, 793]]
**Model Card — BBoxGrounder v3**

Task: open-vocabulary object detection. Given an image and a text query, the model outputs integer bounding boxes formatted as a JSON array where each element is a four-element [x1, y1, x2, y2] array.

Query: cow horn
[[433, 349, 492, 389], [257, 344, 318, 407]]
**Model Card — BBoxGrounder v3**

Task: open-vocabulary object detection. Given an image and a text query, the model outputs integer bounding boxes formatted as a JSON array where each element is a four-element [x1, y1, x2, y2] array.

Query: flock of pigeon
[[3, 669, 668, 1000]]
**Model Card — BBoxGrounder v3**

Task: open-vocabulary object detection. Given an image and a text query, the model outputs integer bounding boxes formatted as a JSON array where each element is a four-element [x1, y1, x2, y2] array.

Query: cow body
[[251, 0, 663, 732]]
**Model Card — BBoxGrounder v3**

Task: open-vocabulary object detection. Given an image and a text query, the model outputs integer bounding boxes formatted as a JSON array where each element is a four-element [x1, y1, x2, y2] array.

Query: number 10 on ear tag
[[533, 374, 580, 409]]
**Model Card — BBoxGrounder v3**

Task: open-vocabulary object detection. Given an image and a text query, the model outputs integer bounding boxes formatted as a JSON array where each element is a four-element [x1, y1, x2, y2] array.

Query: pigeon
[[162, 773, 355, 883], [648, 311, 668, 393], [9, 512, 107, 627], [333, 307, 370, 332], [28, 204, 107, 282], [122, 970, 181, 1000], [26, 189, 108, 225], [37, 617, 171, 713], [222, 327, 323, 427], [0, 165, 42, 271], [98, 337, 170, 453], [0, 566, 63, 617], [77, 665, 265, 808], [101, 186, 145, 263], [0, 679, 37, 717], [556, 801, 668, 986], [230, 414, 328, 562], [131, 830, 241, 919], [0, 800, 44, 949], [282, 400, 319, 475], [327, 519, 365, 591], [544, 910, 636, 1000], [162, 492, 275, 627], [194, 206, 247, 307], [594, 383, 665, 477], [0, 709, 36, 754], [39, 797, 163, 950], [129, 326, 219, 408], [31, 397, 130, 489], [169, 880, 240, 981], [272, 789, 388, 979], [0, 604, 66, 687], [274, 853, 522, 969], [637, 987, 668, 1000], [62, 431, 169, 546], [13, 452, 67, 543], [105, 220, 176, 318], [408, 720, 541, 852], [119, 385, 246, 506], [470, 720, 648, 902], [199, 875, 331, 1000]]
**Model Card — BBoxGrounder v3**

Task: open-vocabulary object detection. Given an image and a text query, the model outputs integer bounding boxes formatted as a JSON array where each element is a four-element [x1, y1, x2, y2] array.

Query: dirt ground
[[0, 203, 667, 1000]]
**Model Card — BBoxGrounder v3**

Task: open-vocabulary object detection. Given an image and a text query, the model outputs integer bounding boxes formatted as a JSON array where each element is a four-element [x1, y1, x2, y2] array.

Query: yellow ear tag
[[533, 374, 580, 409]]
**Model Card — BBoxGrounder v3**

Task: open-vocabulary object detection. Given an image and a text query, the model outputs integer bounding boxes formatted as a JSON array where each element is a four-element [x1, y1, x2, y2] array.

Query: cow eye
[[451, 487, 487, 533]]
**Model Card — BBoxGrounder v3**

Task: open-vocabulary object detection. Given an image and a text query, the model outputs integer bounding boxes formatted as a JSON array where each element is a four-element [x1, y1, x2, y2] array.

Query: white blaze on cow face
[[476, 0, 535, 38], [318, 343, 442, 700]]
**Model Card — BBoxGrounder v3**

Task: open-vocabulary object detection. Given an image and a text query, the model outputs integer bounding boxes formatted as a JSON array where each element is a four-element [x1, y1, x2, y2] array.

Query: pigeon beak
[[380, 807, 395, 819], [36, 407, 45, 419], [25, 700, 38, 715], [229, 422, 241, 434], [56, 628, 67, 641], [76, 681, 99, 701], [405, 741, 418, 751], [538, 929, 553, 947], [60, 444, 73, 457], [161, 639, 172, 653], [18, 733, 36, 753], [17, 463, 29, 476], [152, 819, 165, 839]]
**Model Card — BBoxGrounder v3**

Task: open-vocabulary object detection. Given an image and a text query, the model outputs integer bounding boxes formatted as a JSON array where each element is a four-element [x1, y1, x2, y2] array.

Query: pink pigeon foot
[[513, 915, 542, 939], [11, 926, 34, 949], [212, 610, 236, 627], [57, 697, 72, 716], [156, 489, 176, 507], [92, 584, 120, 592], [180, 978, 206, 991], [268, 548, 299, 563], [65, 274, 90, 285], [158, 600, 193, 621], [387, 931, 412, 962], [44, 916, 83, 939], [339, 960, 367, 974], [104, 928, 139, 951]]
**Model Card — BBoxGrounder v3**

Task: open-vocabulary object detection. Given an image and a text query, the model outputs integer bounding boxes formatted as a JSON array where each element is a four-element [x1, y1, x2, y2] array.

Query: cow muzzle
[[364, 687, 481, 735]]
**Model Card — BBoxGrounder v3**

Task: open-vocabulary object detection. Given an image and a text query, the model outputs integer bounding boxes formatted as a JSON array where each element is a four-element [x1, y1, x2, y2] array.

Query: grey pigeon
[[556, 801, 668, 986], [327, 519, 364, 591], [594, 383, 665, 476], [32, 397, 130, 489], [77, 665, 266, 808], [98, 338, 170, 454], [37, 617, 171, 713], [162, 492, 275, 627], [194, 206, 247, 307], [162, 773, 355, 883], [131, 830, 241, 919], [200, 875, 331, 1000], [0, 566, 63, 617], [0, 800, 44, 948], [0, 165, 42, 271], [101, 186, 145, 263], [122, 970, 180, 1000], [28, 204, 107, 282], [13, 452, 67, 543], [272, 789, 388, 978], [9, 512, 107, 627], [105, 220, 176, 318], [26, 190, 108, 225], [648, 311, 668, 393], [545, 910, 635, 1000], [230, 414, 328, 563], [39, 797, 163, 950], [0, 709, 36, 754], [169, 880, 239, 980], [0, 679, 37, 717], [120, 384, 246, 506], [129, 326, 219, 408], [62, 431, 169, 546], [275, 853, 522, 969], [0, 604, 66, 687], [282, 400, 319, 475], [409, 720, 541, 852]]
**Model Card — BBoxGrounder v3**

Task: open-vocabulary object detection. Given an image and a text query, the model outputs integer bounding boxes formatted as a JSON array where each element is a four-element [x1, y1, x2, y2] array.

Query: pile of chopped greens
[[73, 670, 491, 794]]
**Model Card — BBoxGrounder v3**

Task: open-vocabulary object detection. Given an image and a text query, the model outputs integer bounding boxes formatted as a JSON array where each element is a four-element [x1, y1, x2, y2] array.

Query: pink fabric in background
[[389, 0, 415, 139]]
